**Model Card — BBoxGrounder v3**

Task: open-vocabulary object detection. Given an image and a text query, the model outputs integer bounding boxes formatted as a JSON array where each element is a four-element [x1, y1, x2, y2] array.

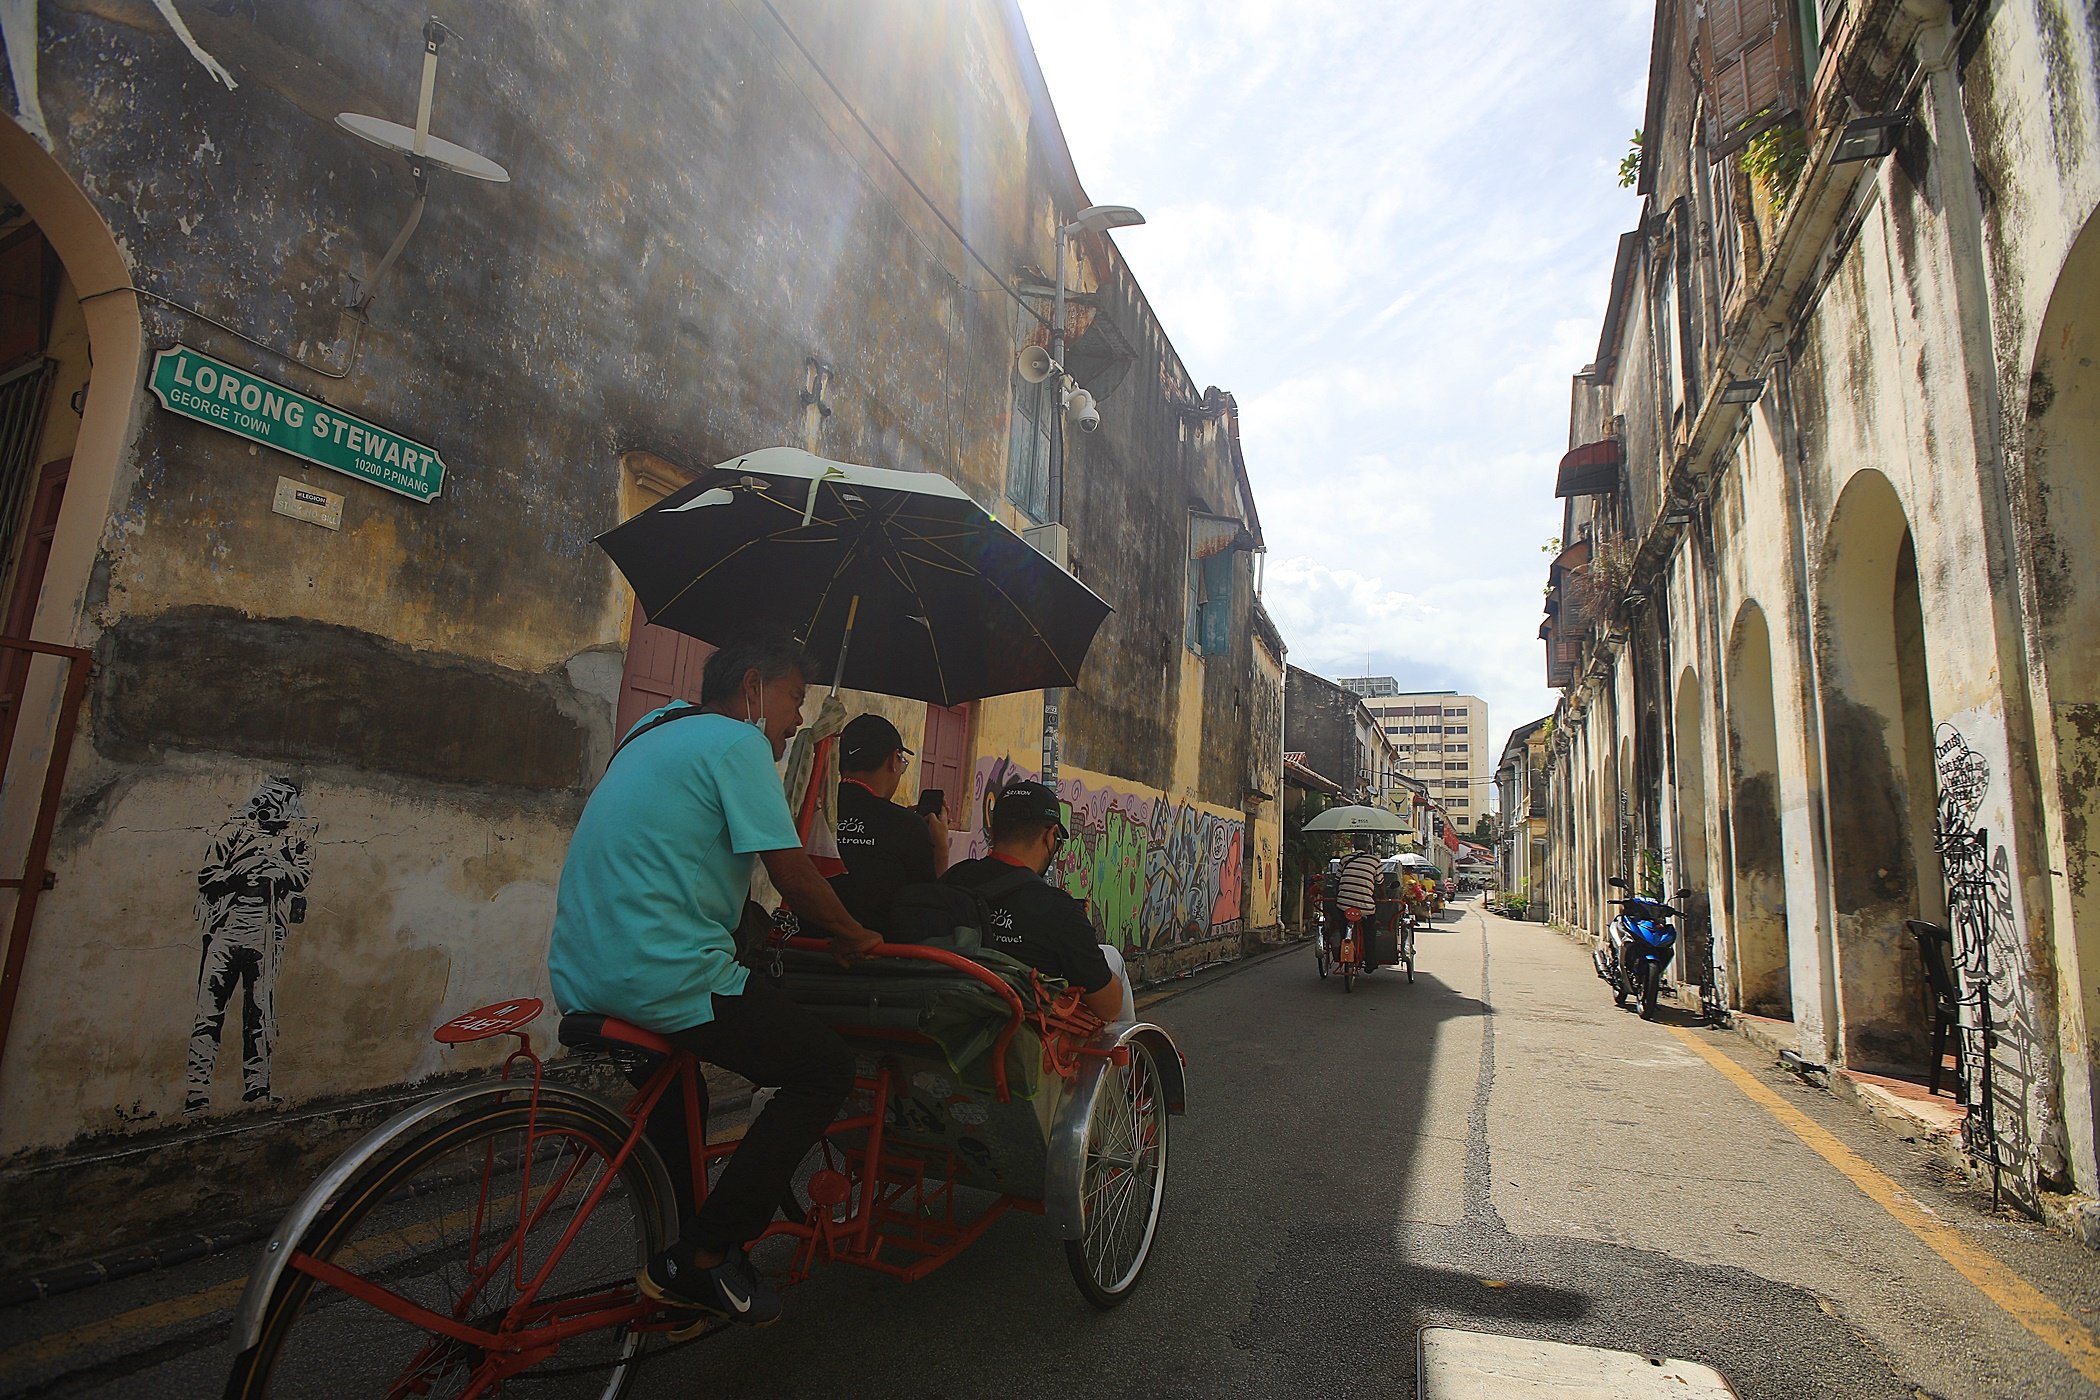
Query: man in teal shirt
[[549, 637, 879, 1327]]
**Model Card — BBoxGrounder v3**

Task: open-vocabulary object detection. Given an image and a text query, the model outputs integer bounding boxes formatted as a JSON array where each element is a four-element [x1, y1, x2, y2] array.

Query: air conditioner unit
[[1023, 522, 1070, 570]]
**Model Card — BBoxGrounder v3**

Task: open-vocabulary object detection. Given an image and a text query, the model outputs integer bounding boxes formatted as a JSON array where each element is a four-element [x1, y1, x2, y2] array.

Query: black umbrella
[[595, 448, 1113, 705]]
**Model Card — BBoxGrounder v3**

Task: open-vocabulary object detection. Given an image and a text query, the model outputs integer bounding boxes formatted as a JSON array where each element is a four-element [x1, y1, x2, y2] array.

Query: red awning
[[1554, 439, 1622, 498]]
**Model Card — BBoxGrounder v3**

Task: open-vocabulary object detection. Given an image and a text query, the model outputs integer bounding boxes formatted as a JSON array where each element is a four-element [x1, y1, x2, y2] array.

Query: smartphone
[[915, 788, 945, 817]]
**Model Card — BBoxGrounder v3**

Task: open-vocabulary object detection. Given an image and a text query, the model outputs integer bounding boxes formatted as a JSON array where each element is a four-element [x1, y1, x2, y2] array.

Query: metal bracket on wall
[[336, 16, 511, 317]]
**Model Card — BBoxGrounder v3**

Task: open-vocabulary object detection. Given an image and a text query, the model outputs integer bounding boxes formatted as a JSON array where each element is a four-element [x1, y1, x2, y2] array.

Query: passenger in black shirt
[[944, 779, 1126, 1021], [830, 713, 948, 930]]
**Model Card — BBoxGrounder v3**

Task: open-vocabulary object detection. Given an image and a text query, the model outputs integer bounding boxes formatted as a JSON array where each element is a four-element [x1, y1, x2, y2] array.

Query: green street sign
[[148, 344, 446, 503]]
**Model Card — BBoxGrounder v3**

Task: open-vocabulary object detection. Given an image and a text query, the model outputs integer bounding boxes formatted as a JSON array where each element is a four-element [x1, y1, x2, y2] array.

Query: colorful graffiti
[[966, 757, 1245, 953]]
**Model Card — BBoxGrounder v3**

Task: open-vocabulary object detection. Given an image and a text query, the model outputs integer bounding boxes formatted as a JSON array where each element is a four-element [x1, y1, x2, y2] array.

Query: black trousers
[[641, 977, 855, 1255]]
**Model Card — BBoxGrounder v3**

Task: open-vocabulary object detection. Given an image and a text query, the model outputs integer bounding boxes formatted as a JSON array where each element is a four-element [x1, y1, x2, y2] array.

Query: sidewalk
[[1541, 918, 2100, 1251]]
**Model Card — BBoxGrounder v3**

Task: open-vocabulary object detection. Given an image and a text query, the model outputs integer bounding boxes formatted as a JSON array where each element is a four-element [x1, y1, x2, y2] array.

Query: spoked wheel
[[226, 1097, 669, 1400], [1342, 959, 1356, 993], [1065, 1038, 1170, 1308], [1403, 928, 1416, 983], [1315, 935, 1331, 980]]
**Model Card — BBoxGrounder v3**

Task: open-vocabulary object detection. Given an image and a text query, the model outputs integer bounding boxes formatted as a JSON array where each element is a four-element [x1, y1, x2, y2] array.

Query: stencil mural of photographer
[[184, 777, 316, 1115]]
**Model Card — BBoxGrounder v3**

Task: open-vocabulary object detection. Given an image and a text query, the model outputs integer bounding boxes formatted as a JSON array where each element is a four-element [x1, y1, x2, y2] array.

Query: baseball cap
[[840, 713, 912, 768], [994, 779, 1068, 838]]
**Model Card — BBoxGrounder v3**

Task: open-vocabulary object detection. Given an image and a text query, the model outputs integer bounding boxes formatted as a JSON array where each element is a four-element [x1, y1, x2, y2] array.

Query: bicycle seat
[[557, 1012, 675, 1057]]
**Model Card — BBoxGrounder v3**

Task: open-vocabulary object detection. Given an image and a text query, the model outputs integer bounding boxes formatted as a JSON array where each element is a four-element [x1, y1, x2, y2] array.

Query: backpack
[[883, 866, 1036, 951]]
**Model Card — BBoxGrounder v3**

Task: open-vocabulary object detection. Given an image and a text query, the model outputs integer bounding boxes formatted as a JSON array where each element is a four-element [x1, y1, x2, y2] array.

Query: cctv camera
[[1077, 403, 1102, 432]]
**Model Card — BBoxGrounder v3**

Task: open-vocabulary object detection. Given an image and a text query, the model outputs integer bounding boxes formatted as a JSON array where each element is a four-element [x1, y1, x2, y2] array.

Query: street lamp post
[[1041, 203, 1143, 785]]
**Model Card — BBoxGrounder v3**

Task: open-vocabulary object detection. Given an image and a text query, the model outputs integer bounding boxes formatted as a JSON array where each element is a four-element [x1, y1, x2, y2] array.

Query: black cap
[[994, 779, 1068, 837], [839, 713, 912, 768]]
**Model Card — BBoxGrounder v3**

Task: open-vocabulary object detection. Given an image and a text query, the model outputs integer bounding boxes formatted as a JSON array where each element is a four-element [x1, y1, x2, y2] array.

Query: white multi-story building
[[1338, 681, 1489, 825]]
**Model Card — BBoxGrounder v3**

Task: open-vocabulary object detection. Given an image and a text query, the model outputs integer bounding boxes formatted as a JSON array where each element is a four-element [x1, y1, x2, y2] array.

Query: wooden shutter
[[1697, 0, 1804, 158], [921, 701, 972, 862], [615, 597, 715, 739]]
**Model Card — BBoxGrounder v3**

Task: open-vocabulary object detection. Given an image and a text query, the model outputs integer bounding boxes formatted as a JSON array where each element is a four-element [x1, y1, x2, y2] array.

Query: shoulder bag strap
[[607, 702, 707, 768]]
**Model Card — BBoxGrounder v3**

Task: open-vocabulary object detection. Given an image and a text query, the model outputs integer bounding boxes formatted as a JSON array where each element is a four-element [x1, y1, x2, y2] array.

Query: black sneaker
[[637, 1247, 782, 1328]]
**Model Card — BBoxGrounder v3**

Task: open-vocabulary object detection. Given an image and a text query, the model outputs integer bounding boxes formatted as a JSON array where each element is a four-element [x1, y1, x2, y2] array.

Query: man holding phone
[[830, 713, 949, 930]]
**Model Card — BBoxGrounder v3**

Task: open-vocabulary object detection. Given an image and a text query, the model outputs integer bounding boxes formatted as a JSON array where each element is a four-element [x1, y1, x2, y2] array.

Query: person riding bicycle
[[1322, 834, 1382, 967], [546, 638, 881, 1329], [943, 780, 1133, 1022]]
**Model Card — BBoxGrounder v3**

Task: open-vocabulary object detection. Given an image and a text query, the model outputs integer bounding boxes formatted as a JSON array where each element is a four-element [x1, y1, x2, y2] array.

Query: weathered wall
[[1546, 0, 2100, 1194], [0, 0, 1284, 1188], [1284, 665, 1365, 800], [957, 752, 1250, 968]]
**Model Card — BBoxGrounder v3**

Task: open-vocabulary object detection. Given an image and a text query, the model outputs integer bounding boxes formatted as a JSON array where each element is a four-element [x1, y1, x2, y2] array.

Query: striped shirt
[[1331, 853, 1382, 912]]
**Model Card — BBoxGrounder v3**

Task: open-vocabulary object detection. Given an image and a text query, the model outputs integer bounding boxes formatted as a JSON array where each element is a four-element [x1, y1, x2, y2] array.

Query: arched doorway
[[0, 118, 142, 1101], [2020, 211, 2100, 1159], [1818, 469, 1939, 1073], [1726, 603, 1792, 1018]]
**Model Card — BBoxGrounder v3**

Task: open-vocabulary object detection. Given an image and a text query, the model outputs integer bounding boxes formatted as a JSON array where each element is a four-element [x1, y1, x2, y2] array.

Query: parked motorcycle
[[1593, 876, 1694, 1020]]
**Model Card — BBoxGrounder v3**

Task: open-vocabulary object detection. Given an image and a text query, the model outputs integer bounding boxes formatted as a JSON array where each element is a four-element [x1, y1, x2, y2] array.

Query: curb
[[1134, 935, 1308, 1012], [0, 1216, 278, 1307]]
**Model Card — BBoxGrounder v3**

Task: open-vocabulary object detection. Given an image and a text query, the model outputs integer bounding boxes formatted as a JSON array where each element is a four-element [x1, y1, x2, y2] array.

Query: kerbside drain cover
[[1418, 1328, 1739, 1399]]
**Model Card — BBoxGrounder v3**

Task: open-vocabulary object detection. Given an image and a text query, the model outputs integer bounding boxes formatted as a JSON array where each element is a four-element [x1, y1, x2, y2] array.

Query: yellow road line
[[3, 1144, 675, 1375], [1667, 1024, 2100, 1385], [3, 1276, 249, 1371], [3, 1202, 471, 1371]]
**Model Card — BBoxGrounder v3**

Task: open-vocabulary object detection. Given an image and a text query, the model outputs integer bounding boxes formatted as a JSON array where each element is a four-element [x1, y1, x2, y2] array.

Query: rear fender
[[227, 1081, 668, 1351], [1045, 1021, 1187, 1240]]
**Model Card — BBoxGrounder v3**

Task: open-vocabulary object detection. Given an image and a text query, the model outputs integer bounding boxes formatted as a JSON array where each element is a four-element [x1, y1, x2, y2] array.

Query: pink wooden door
[[615, 598, 715, 739], [921, 701, 971, 858]]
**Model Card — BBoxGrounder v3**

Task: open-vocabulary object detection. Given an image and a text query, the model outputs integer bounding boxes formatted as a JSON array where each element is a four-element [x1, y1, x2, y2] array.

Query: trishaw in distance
[[223, 929, 1185, 1398]]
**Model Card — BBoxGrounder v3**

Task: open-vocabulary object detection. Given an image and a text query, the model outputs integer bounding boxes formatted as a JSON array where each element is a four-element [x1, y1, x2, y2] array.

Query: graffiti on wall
[[1932, 723, 2050, 1204], [185, 777, 315, 1115], [966, 757, 1244, 953]]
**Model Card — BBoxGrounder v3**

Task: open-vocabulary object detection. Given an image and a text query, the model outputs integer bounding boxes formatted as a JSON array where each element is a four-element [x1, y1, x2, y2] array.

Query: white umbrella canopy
[[1301, 804, 1410, 833]]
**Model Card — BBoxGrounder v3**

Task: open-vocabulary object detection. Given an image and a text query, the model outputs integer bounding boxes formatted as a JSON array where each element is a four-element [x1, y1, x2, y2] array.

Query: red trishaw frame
[[277, 939, 1113, 1395]]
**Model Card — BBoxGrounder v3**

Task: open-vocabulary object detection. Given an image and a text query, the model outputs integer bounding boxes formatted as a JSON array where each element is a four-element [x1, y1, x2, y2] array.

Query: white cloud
[[1017, 0, 1652, 762]]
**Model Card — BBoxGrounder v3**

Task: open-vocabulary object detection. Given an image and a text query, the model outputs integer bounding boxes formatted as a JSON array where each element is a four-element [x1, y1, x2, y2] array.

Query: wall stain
[[95, 606, 591, 790]]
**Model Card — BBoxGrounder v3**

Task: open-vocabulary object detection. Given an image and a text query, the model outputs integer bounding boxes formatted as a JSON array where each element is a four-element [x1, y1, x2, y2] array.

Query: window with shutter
[[615, 598, 715, 740], [1006, 377, 1052, 523], [612, 452, 709, 742], [1697, 0, 1806, 158]]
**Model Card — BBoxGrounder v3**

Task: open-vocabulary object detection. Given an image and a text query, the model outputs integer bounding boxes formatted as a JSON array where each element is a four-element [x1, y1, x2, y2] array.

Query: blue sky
[[1013, 0, 1654, 772]]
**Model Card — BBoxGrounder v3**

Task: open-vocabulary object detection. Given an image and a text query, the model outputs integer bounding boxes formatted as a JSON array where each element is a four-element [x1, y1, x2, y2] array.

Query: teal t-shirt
[[548, 707, 802, 1031]]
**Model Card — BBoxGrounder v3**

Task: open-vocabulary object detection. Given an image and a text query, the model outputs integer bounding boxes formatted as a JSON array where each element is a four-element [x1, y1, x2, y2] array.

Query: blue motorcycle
[[1594, 877, 1695, 1020]]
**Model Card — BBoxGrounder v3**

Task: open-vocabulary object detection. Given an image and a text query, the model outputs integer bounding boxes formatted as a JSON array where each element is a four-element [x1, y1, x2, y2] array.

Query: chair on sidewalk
[[1906, 918, 1965, 1102]]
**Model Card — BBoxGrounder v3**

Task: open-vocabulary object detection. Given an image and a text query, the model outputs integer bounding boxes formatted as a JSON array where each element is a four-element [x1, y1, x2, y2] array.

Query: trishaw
[[224, 447, 1177, 1395], [223, 927, 1186, 1396]]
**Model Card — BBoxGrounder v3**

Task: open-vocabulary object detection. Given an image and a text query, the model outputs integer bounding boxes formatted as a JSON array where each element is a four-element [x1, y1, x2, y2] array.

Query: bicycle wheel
[[1403, 929, 1416, 983], [227, 1094, 670, 1399], [1064, 1038, 1170, 1308], [1315, 937, 1331, 979]]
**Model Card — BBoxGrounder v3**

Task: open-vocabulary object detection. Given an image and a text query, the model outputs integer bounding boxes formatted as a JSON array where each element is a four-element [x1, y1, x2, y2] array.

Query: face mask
[[745, 683, 769, 739]]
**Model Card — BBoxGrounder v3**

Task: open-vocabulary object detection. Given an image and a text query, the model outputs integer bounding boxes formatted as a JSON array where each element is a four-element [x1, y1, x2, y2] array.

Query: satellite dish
[[1017, 345, 1058, 384], [336, 114, 509, 183]]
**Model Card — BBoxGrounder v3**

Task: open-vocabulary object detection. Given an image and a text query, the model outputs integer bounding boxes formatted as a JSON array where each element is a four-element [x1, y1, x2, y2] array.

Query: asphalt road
[[5, 899, 2098, 1397]]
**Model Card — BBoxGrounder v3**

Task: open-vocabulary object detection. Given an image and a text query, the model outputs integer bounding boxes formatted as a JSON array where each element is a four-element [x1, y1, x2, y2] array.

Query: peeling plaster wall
[[1549, 0, 2100, 1192], [0, 0, 1284, 1182]]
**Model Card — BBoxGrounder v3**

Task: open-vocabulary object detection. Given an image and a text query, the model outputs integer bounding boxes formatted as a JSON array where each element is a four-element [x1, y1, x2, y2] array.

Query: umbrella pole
[[829, 595, 861, 695]]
